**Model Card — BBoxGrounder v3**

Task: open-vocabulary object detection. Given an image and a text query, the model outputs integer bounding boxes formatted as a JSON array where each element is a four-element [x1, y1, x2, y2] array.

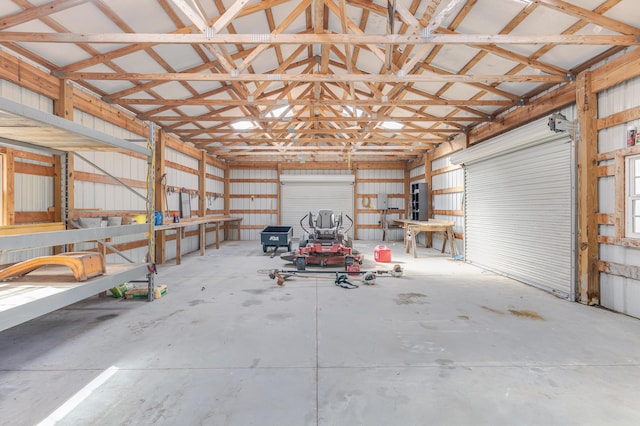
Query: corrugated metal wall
[[72, 109, 149, 263], [356, 168, 404, 241], [598, 74, 640, 318], [230, 168, 278, 241], [0, 82, 55, 263], [431, 155, 464, 256]]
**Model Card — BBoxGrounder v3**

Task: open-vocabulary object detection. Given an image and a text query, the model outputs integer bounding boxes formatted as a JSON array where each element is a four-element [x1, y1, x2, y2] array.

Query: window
[[626, 154, 640, 237]]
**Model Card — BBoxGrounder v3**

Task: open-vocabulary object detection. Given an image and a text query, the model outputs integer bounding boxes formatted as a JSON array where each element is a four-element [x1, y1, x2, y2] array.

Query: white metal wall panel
[[463, 128, 573, 299], [281, 176, 354, 240], [230, 169, 278, 241], [356, 169, 404, 241], [0, 80, 53, 112], [597, 74, 640, 318], [431, 154, 465, 256]]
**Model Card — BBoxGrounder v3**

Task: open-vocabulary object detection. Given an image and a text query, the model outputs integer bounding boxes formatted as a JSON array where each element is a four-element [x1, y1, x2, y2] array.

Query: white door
[[280, 175, 354, 241], [451, 118, 575, 299]]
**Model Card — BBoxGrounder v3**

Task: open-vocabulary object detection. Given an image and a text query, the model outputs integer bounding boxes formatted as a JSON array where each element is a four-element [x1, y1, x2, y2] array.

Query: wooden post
[[576, 71, 599, 305], [4, 149, 15, 225], [277, 162, 282, 224], [154, 129, 167, 264], [352, 162, 358, 240], [224, 167, 231, 240], [199, 150, 206, 252], [424, 151, 433, 247]]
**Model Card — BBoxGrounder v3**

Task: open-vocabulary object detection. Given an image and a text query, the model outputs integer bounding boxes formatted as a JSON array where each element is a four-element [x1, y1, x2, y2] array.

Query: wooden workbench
[[155, 215, 242, 265], [389, 219, 456, 258]]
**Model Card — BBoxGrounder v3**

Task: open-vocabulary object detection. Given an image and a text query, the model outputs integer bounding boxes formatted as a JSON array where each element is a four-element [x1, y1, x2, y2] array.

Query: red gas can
[[374, 245, 391, 262]]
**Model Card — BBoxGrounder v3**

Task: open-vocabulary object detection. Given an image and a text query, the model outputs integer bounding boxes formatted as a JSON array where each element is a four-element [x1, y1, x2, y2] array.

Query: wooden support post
[[352, 162, 358, 240], [199, 150, 206, 252], [404, 167, 410, 220], [5, 149, 15, 225], [154, 129, 167, 264], [576, 71, 599, 305], [224, 167, 231, 240], [277, 162, 282, 225], [424, 151, 433, 248]]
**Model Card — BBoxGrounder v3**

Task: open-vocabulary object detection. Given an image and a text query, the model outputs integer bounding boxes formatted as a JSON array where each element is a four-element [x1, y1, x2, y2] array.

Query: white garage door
[[280, 175, 354, 241], [451, 118, 575, 299]]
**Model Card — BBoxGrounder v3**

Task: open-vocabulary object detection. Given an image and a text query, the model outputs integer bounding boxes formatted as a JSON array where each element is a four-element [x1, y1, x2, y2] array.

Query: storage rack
[[0, 97, 155, 332], [410, 182, 428, 221]]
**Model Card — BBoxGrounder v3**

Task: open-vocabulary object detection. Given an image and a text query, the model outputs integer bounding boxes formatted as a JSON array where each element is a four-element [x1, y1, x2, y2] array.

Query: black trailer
[[260, 225, 293, 256]]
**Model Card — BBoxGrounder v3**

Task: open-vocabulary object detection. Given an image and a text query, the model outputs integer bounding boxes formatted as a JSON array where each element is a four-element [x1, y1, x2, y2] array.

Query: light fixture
[[379, 120, 403, 130], [342, 105, 365, 117], [231, 120, 256, 130], [267, 106, 293, 118]]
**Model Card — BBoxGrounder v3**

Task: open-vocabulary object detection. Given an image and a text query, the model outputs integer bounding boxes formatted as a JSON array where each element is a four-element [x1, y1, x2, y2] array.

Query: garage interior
[[1, 0, 640, 424]]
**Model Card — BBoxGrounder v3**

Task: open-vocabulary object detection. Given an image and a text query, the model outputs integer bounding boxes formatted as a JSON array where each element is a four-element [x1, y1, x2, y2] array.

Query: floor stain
[[242, 299, 262, 307], [509, 309, 545, 321], [266, 313, 294, 321], [481, 306, 505, 315], [395, 293, 428, 305], [457, 315, 470, 320], [243, 288, 270, 295], [95, 314, 118, 321], [189, 299, 206, 306]]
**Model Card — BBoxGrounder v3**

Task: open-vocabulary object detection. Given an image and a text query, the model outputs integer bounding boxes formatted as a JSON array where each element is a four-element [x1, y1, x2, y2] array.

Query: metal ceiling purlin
[[0, 0, 637, 162]]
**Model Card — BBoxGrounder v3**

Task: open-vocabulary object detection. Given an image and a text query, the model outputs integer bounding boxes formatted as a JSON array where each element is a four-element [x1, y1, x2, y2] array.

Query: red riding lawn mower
[[280, 210, 363, 271]]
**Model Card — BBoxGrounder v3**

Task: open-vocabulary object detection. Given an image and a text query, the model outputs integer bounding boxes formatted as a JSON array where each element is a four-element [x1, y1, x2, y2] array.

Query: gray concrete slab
[[1, 240, 640, 425]]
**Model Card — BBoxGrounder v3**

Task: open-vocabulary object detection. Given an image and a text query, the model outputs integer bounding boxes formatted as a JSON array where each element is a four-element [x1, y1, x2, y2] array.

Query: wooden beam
[[4, 31, 637, 46], [66, 71, 566, 84], [0, 0, 89, 30], [576, 71, 599, 305], [468, 82, 576, 144]]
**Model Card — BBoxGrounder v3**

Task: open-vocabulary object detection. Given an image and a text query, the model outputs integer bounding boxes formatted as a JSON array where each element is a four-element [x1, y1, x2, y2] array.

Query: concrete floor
[[1, 240, 640, 426]]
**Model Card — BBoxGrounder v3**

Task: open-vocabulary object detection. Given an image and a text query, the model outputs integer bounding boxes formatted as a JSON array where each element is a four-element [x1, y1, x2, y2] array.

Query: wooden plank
[[598, 260, 640, 281], [155, 129, 167, 264], [73, 170, 146, 188], [597, 105, 640, 130], [431, 164, 462, 176], [432, 186, 464, 195], [614, 151, 626, 241], [0, 222, 65, 236], [14, 161, 54, 177], [576, 71, 599, 305], [166, 160, 199, 175], [591, 43, 640, 93], [14, 211, 55, 223], [598, 164, 614, 177], [597, 213, 614, 225]]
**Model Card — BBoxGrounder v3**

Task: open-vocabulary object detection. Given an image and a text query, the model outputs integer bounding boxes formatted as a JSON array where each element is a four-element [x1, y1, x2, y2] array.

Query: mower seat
[[315, 209, 341, 240]]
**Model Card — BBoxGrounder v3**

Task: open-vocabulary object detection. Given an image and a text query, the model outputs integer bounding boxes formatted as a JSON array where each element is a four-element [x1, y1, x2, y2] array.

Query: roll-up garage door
[[450, 118, 575, 299], [280, 175, 354, 240]]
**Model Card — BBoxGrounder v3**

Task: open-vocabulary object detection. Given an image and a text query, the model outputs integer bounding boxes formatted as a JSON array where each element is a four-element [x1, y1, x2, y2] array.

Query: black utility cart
[[260, 225, 293, 256]]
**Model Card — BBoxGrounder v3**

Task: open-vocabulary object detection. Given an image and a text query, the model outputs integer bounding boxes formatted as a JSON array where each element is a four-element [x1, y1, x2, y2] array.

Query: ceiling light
[[231, 120, 256, 130], [379, 120, 403, 130], [342, 105, 365, 117], [267, 106, 293, 118]]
